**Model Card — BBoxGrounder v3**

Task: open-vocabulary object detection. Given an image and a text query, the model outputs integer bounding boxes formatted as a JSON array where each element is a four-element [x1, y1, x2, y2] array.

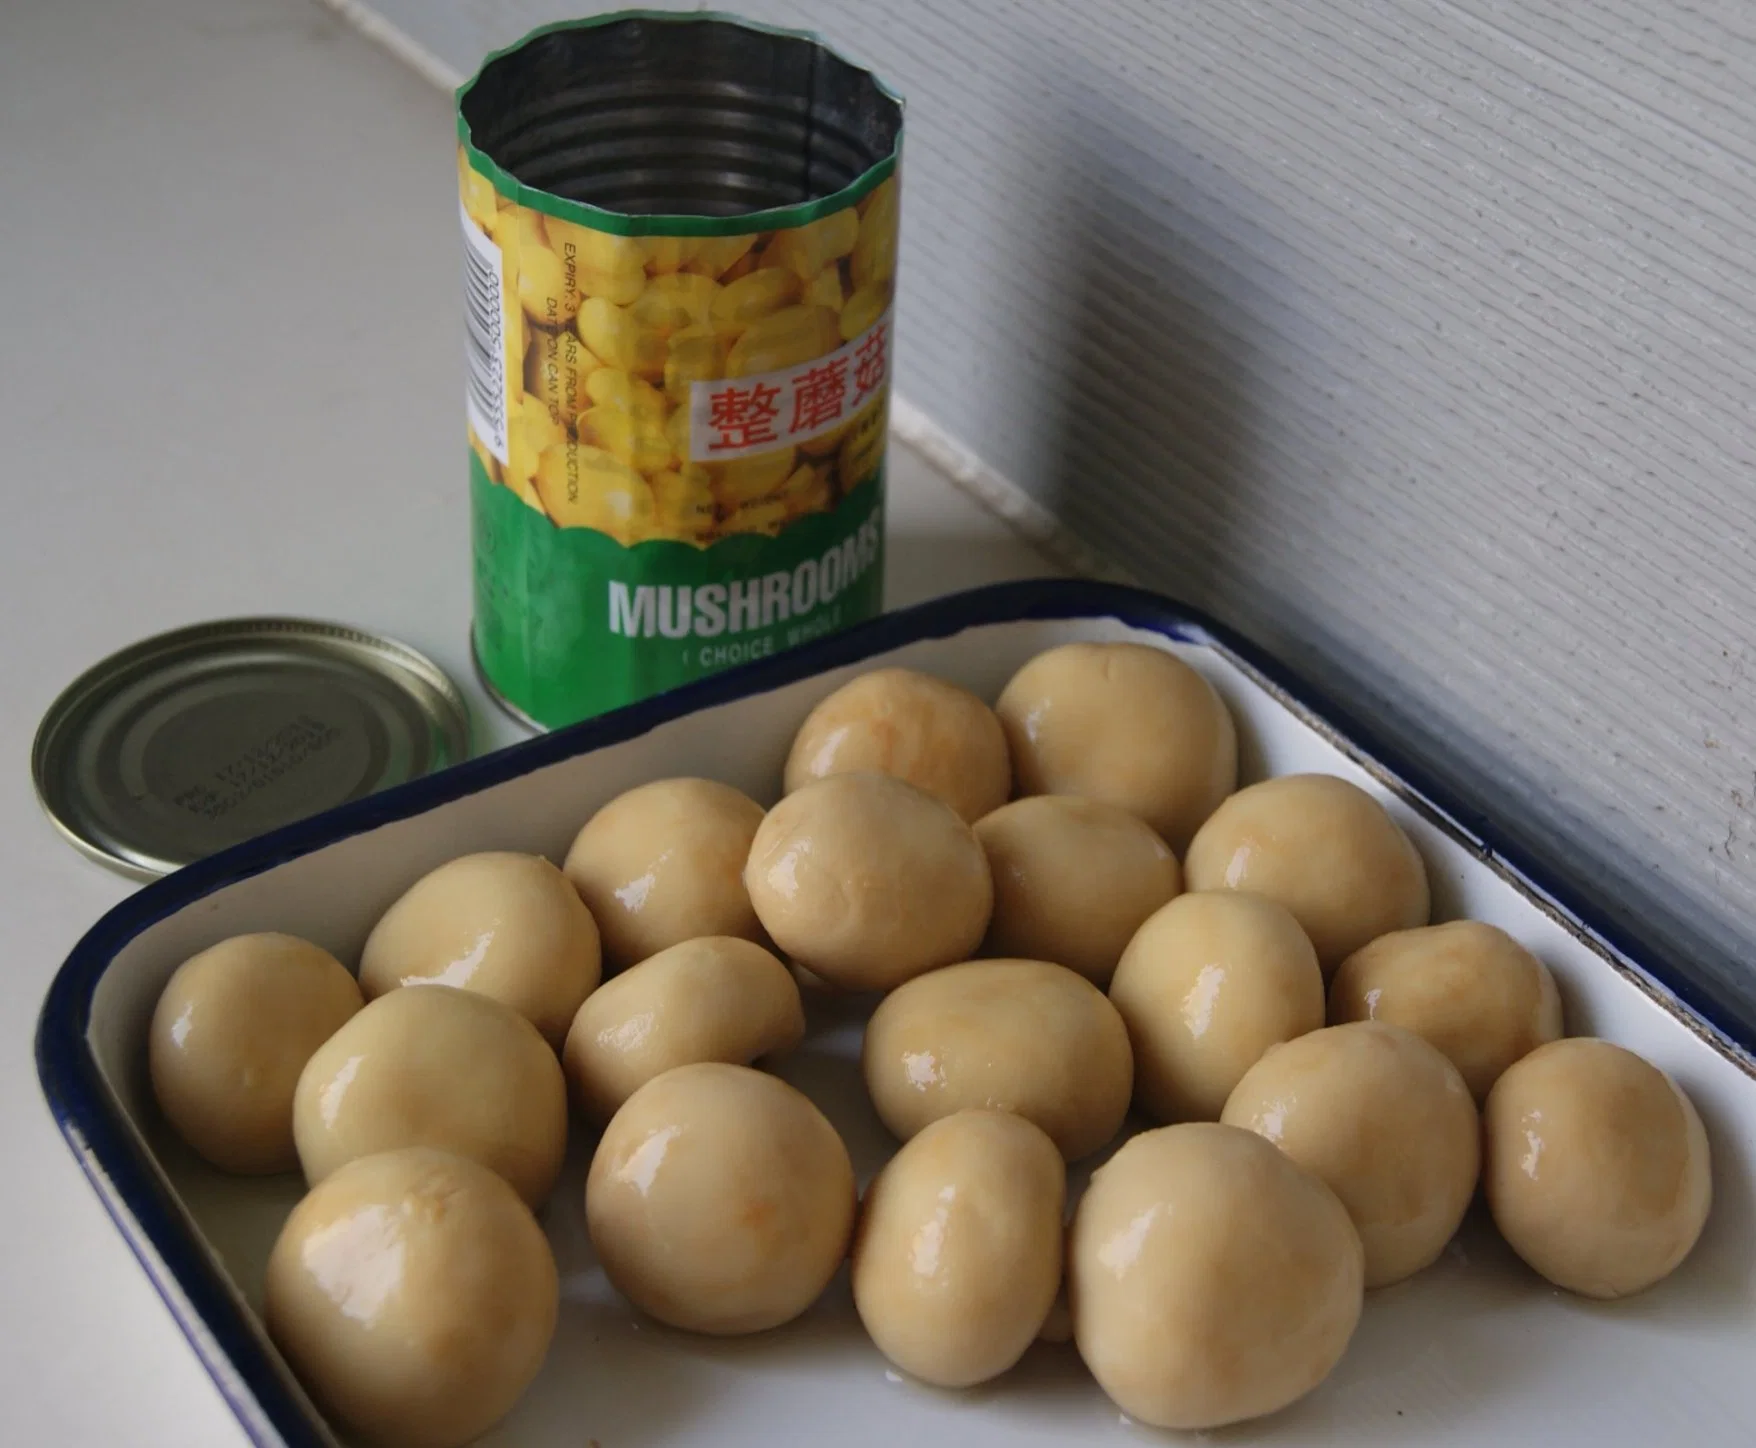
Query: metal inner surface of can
[[461, 16, 902, 216]]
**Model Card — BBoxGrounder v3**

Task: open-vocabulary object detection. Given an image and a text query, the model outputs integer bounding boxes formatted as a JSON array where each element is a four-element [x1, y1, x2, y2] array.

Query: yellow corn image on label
[[462, 162, 897, 555]]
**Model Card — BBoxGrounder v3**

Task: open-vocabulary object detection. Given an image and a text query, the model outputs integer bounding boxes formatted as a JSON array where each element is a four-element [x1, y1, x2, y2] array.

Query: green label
[[473, 457, 885, 727]]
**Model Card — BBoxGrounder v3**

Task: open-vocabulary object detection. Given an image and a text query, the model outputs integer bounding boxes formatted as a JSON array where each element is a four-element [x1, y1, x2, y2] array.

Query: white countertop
[[0, 1, 1051, 1441]]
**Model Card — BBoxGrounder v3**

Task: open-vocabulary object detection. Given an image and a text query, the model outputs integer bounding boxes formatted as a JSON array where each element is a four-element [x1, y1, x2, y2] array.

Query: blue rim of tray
[[34, 578, 1756, 1445]]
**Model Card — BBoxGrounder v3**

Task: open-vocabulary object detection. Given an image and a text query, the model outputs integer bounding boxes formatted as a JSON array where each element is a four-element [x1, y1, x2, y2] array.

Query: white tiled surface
[[0, 1, 1050, 1441]]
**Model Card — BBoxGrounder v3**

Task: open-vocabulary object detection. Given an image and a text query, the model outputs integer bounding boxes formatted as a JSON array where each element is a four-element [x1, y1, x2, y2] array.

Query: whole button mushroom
[[293, 986, 567, 1209], [862, 958, 1132, 1161], [1109, 891, 1324, 1122], [974, 796, 1182, 986], [586, 1062, 856, 1335], [745, 772, 992, 992], [784, 667, 1011, 824], [1329, 920, 1563, 1102], [852, 1110, 1065, 1388], [1222, 1021, 1479, 1287], [1185, 774, 1429, 975], [562, 936, 804, 1123], [995, 641, 1237, 853], [564, 778, 767, 973], [264, 1147, 558, 1448], [1484, 1038, 1711, 1298], [1069, 1123, 1363, 1430], [359, 851, 601, 1048], [149, 933, 363, 1174]]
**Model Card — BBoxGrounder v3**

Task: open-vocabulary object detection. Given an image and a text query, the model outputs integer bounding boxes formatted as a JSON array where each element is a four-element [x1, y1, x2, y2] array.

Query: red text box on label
[[687, 311, 892, 462]]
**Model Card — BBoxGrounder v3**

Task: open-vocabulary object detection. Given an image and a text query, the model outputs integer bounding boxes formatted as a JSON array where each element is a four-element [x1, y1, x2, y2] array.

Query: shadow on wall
[[1020, 77, 1372, 672], [1038, 134, 1262, 617], [1007, 65, 1327, 648]]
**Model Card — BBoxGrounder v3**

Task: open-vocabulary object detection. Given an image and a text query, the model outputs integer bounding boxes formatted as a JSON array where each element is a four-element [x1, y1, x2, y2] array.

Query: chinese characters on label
[[688, 312, 892, 462]]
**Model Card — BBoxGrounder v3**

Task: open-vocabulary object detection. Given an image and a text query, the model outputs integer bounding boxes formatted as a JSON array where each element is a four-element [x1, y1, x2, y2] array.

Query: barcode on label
[[461, 201, 509, 466]]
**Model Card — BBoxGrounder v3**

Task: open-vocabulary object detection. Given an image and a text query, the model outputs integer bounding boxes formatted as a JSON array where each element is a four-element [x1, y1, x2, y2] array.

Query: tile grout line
[[309, 0, 1105, 583], [888, 398, 1131, 584], [314, 0, 466, 91]]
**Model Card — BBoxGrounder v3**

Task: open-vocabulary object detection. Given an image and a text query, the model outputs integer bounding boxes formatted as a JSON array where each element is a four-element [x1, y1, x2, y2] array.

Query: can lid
[[32, 619, 471, 880]]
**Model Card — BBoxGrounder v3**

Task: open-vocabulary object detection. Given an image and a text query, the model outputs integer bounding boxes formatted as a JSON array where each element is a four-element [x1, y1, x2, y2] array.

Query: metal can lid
[[32, 618, 471, 880]]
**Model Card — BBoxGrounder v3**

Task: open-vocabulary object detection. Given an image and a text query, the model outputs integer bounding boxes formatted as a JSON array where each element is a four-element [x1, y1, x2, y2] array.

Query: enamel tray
[[36, 581, 1756, 1447]]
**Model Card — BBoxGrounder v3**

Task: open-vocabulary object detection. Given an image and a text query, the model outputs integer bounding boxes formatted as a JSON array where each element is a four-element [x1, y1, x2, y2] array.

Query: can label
[[459, 142, 898, 728]]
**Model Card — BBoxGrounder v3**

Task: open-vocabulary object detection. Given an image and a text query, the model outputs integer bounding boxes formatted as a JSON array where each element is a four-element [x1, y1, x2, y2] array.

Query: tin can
[[32, 618, 469, 878], [457, 12, 903, 728]]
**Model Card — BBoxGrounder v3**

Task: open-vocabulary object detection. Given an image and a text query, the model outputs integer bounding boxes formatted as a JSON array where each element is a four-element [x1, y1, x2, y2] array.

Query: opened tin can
[[457, 12, 903, 728]]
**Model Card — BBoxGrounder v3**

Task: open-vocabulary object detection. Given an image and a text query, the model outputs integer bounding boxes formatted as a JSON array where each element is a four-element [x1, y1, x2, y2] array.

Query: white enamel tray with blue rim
[[36, 580, 1756, 1447]]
